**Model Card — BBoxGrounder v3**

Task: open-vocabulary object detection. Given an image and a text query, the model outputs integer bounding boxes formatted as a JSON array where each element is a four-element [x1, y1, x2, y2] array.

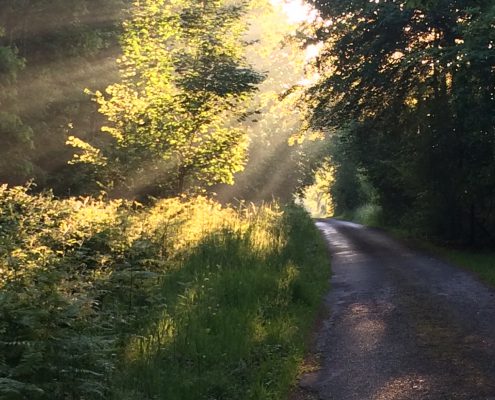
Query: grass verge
[[414, 244, 495, 287], [0, 185, 330, 400], [340, 204, 495, 288], [113, 204, 330, 400]]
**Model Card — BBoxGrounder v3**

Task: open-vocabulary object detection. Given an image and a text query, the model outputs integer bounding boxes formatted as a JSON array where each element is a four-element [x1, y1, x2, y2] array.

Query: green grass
[[0, 186, 330, 400], [339, 202, 495, 288], [339, 203, 383, 227], [388, 234, 495, 288], [112, 205, 330, 400], [381, 230, 495, 288], [424, 246, 495, 287]]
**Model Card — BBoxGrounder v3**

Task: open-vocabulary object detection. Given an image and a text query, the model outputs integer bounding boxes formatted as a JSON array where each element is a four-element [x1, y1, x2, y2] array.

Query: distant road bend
[[300, 219, 495, 400]]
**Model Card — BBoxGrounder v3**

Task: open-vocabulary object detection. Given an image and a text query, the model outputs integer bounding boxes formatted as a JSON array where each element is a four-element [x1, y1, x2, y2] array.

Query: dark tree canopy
[[306, 0, 495, 243]]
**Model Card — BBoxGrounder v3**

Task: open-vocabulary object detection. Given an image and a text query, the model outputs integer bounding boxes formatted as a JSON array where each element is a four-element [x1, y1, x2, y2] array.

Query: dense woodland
[[2, 0, 492, 242], [307, 0, 495, 244], [0, 0, 126, 190], [0, 0, 494, 398]]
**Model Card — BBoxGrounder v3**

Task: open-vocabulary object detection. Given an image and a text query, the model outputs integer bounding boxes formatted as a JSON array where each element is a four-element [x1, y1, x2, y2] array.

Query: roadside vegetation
[[0, 1, 333, 399], [336, 203, 495, 288], [300, 0, 494, 287], [0, 185, 329, 399], [434, 249, 495, 287]]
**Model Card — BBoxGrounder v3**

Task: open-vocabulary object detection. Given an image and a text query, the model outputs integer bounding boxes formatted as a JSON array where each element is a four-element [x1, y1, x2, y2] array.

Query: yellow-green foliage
[[300, 162, 335, 218], [69, 0, 263, 197], [0, 185, 329, 400]]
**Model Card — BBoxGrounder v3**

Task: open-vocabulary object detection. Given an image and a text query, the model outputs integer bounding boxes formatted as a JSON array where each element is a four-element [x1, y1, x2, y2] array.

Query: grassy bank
[[419, 246, 495, 288], [384, 231, 495, 289], [0, 185, 330, 400], [339, 203, 495, 288]]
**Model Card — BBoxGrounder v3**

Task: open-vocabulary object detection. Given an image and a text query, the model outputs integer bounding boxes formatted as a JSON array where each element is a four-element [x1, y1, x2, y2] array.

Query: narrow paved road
[[300, 219, 495, 400]]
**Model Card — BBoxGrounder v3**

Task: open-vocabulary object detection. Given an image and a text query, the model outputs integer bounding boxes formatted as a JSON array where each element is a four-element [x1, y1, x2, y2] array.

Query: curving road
[[299, 219, 495, 400]]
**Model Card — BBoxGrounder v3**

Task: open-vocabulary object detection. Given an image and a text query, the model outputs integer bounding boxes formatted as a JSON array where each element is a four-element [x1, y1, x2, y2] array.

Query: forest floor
[[291, 219, 495, 400]]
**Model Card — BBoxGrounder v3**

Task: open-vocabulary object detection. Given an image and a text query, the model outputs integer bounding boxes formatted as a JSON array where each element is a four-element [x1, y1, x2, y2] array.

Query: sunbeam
[[270, 0, 318, 24]]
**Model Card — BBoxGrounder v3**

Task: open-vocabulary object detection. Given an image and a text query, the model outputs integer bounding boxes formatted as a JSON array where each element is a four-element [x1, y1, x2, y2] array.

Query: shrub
[[0, 186, 329, 399]]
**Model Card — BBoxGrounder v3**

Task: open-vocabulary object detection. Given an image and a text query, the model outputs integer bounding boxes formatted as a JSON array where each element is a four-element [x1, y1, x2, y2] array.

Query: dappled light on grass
[[114, 204, 329, 400], [0, 185, 330, 399]]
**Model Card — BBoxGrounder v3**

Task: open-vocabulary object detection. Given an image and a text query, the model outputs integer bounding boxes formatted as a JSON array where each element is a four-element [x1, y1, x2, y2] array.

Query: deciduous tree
[[70, 0, 263, 198]]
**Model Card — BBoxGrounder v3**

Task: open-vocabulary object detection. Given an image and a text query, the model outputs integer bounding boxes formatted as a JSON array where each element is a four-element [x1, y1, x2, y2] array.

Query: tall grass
[[401, 238, 495, 288], [340, 203, 383, 227], [437, 250, 495, 287], [0, 185, 330, 399]]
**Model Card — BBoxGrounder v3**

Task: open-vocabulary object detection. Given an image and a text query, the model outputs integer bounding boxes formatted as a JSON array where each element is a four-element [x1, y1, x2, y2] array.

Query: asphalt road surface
[[300, 219, 495, 400]]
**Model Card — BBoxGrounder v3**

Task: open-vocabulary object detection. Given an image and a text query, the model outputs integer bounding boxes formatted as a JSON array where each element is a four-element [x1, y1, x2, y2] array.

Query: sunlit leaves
[[67, 136, 108, 166], [68, 0, 263, 197]]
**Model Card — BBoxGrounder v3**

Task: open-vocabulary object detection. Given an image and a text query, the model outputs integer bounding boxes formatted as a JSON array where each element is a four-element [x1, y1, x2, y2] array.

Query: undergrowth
[[339, 203, 383, 227], [340, 204, 495, 288], [435, 249, 495, 287], [392, 235, 495, 288], [0, 185, 330, 400]]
